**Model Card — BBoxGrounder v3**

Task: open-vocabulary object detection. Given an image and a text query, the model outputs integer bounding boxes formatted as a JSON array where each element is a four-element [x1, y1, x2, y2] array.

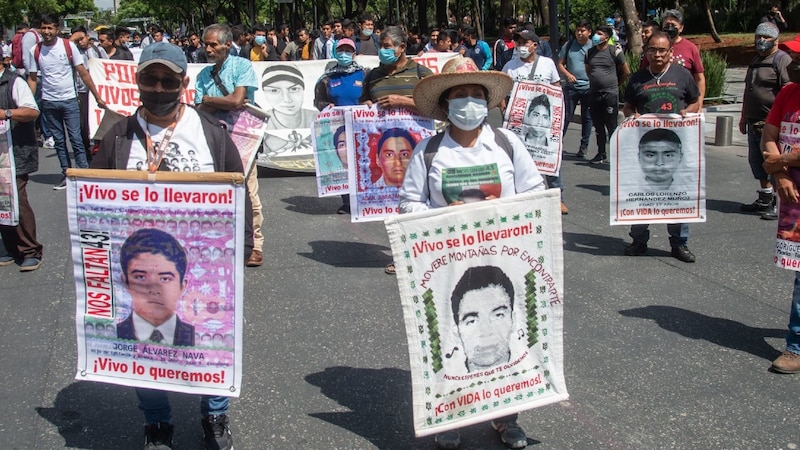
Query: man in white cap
[[739, 22, 791, 220]]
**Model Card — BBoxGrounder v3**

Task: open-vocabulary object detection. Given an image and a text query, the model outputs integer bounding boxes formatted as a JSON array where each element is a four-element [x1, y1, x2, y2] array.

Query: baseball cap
[[336, 38, 356, 50], [513, 24, 540, 43], [138, 42, 187, 74], [779, 34, 800, 53]]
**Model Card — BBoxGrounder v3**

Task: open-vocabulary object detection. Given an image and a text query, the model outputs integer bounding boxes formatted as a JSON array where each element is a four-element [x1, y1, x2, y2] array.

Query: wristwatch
[[3, 109, 11, 120]]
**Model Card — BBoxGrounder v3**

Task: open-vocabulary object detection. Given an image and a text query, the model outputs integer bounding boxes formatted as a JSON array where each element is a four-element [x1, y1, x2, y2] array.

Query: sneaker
[[771, 351, 800, 374], [43, 136, 55, 149], [19, 257, 42, 272], [53, 176, 67, 190], [202, 414, 233, 450], [624, 241, 648, 256], [761, 197, 778, 220], [0, 255, 16, 266], [560, 202, 568, 215], [741, 191, 773, 212], [434, 429, 461, 449], [337, 204, 350, 215], [491, 419, 528, 449], [671, 245, 696, 263], [143, 422, 174, 450], [588, 153, 607, 164], [575, 146, 587, 159]]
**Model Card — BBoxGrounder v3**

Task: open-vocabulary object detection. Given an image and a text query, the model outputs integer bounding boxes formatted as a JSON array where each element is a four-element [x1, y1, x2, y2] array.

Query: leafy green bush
[[701, 50, 728, 101], [619, 51, 641, 99]]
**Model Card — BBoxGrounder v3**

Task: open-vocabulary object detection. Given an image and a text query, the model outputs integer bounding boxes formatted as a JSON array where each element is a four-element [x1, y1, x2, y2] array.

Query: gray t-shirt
[[742, 50, 791, 121], [585, 45, 625, 93]]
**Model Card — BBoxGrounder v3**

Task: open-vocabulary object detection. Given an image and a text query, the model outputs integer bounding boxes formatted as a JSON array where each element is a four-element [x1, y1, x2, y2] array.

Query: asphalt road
[[2, 108, 800, 449]]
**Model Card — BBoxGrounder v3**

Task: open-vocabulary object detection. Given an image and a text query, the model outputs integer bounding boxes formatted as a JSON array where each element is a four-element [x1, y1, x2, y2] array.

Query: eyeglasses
[[138, 73, 182, 90], [646, 47, 671, 55]]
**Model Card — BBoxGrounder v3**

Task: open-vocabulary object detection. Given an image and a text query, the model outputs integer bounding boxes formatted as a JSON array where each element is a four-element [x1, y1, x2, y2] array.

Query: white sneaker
[[43, 137, 55, 149]]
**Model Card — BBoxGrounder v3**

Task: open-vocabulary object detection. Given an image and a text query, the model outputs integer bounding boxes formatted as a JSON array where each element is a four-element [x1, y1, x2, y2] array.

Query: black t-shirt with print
[[624, 65, 700, 114]]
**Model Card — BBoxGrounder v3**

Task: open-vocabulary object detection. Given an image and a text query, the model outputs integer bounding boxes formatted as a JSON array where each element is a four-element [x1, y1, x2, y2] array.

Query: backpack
[[12, 30, 39, 69], [423, 125, 514, 174], [748, 49, 791, 94], [34, 37, 75, 66]]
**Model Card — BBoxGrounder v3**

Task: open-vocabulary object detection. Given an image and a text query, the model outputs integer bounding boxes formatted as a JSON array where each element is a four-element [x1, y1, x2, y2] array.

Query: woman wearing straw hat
[[399, 55, 545, 449]]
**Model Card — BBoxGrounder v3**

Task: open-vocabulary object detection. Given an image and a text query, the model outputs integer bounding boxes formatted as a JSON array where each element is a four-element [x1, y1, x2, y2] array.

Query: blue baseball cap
[[138, 42, 187, 74]]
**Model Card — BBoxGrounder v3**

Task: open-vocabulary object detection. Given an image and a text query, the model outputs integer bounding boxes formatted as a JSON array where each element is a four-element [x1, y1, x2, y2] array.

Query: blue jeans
[[41, 99, 88, 175], [787, 272, 800, 354], [562, 86, 593, 150], [545, 175, 564, 200], [629, 223, 689, 248], [135, 388, 229, 424]]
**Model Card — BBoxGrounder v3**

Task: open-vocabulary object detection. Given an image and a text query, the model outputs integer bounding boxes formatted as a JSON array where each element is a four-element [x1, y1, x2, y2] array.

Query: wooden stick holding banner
[[67, 168, 246, 396]]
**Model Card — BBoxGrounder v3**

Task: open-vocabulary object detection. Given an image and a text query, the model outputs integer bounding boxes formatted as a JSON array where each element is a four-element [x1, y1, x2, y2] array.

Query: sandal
[[384, 263, 396, 275]]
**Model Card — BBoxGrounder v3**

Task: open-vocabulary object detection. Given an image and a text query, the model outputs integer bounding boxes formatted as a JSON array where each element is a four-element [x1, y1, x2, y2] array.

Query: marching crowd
[[1, 5, 800, 450]]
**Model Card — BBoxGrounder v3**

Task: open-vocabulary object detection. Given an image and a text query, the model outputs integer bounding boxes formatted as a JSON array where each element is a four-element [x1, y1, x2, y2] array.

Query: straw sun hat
[[413, 55, 513, 121]]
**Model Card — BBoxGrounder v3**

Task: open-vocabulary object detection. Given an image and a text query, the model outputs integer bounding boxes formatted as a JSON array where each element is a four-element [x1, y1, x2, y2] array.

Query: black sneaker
[[434, 429, 461, 449], [143, 422, 174, 450], [575, 146, 587, 159], [624, 241, 648, 256], [53, 176, 67, 190], [761, 197, 778, 220], [588, 153, 607, 164], [202, 414, 233, 450], [741, 191, 773, 212], [336, 204, 350, 215], [671, 245, 696, 263], [491, 419, 528, 448]]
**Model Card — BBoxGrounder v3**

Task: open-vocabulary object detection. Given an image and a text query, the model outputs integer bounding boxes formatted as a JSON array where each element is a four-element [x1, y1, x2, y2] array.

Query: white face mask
[[448, 96, 488, 131], [518, 45, 532, 59]]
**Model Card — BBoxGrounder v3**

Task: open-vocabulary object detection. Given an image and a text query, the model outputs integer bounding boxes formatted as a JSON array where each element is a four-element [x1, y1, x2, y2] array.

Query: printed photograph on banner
[[67, 177, 245, 396], [88, 55, 458, 173], [503, 81, 563, 175], [347, 105, 436, 222], [225, 109, 267, 174], [610, 114, 706, 225], [0, 120, 19, 226], [775, 121, 800, 270], [311, 106, 349, 197], [385, 190, 568, 436]]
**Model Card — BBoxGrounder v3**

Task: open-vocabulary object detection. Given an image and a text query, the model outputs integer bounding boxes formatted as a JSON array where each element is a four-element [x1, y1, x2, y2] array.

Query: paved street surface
[[3, 69, 800, 449]]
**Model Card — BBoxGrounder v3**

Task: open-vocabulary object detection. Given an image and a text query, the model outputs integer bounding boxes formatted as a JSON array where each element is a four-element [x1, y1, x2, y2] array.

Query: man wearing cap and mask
[[0, 44, 45, 272], [739, 22, 791, 220], [760, 33, 800, 375], [194, 23, 264, 268], [91, 42, 253, 450], [641, 10, 705, 106]]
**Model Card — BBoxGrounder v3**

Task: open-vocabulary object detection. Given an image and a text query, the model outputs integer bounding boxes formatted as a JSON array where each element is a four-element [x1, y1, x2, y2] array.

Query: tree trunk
[[620, 0, 642, 56], [700, 0, 722, 43], [436, 0, 448, 29], [500, 0, 512, 22], [537, 0, 549, 28], [418, 0, 429, 32]]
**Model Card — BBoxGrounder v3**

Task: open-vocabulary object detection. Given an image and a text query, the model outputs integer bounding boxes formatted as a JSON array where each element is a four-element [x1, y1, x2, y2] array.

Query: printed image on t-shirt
[[441, 163, 502, 205]]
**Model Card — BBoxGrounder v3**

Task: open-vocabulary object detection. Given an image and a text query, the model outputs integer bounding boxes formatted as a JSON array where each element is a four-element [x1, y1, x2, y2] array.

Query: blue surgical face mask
[[336, 51, 354, 66], [448, 97, 488, 131], [379, 47, 399, 65], [362, 28, 374, 37], [591, 34, 603, 46], [254, 35, 267, 46]]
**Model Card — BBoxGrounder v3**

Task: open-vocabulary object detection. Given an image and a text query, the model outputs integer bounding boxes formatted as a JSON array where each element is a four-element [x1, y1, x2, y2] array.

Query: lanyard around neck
[[142, 105, 183, 172]]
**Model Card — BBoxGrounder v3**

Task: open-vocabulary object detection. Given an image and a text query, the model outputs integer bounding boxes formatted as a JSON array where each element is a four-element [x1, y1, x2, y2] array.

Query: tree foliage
[[0, 0, 95, 28]]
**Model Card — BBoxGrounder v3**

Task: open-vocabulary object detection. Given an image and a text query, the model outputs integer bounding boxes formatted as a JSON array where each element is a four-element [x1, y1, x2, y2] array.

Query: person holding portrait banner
[[620, 31, 701, 263], [89, 42, 252, 450], [399, 55, 548, 450], [761, 57, 800, 374]]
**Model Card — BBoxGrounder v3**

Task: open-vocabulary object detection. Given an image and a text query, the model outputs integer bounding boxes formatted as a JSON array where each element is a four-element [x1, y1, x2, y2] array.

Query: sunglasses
[[138, 73, 183, 90]]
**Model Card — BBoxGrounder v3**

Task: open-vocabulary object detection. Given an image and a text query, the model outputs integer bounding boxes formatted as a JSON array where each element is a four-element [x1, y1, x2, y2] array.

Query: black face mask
[[140, 90, 182, 117], [788, 61, 800, 84], [663, 24, 680, 40]]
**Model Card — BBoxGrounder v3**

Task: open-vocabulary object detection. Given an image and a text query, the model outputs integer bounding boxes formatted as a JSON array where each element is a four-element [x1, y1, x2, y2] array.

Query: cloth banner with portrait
[[503, 81, 564, 176], [609, 114, 706, 225], [0, 120, 19, 226], [385, 189, 568, 437], [347, 105, 436, 222], [774, 120, 800, 270], [220, 109, 268, 175], [88, 54, 457, 173], [67, 169, 246, 397], [311, 106, 349, 197]]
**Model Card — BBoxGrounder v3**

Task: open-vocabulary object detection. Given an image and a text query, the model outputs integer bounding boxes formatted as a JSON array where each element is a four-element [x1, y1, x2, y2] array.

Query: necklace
[[648, 63, 670, 85]]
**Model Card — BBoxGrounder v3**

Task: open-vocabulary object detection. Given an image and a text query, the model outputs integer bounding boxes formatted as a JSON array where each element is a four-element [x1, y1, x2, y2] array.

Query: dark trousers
[[77, 91, 91, 158], [588, 91, 619, 156], [0, 175, 43, 259]]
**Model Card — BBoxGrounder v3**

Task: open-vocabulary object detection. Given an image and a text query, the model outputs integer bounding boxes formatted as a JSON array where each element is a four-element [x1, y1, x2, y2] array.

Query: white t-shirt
[[502, 55, 560, 84], [29, 38, 83, 101], [399, 124, 546, 213], [129, 107, 216, 173], [6, 72, 39, 110]]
